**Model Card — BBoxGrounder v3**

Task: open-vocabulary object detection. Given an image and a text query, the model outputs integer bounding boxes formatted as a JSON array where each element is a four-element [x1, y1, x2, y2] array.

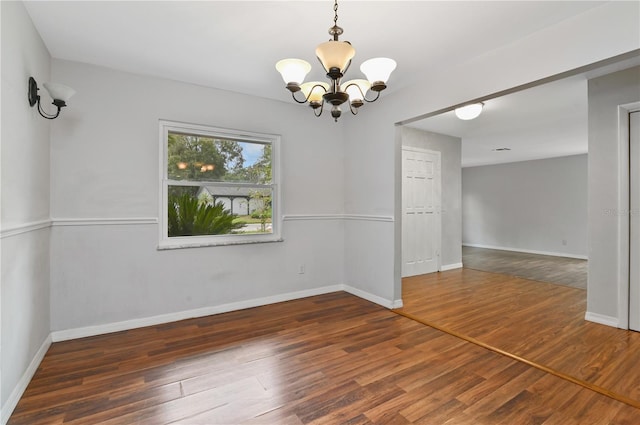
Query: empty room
[[2, 1, 640, 424]]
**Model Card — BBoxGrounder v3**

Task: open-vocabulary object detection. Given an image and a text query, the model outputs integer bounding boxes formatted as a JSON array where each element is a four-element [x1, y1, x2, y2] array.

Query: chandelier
[[275, 0, 396, 122]]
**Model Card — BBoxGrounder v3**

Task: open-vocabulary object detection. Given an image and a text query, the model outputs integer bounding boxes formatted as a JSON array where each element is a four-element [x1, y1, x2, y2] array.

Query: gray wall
[[49, 59, 346, 332], [401, 127, 462, 268], [462, 154, 588, 258], [588, 66, 640, 321], [0, 1, 52, 416]]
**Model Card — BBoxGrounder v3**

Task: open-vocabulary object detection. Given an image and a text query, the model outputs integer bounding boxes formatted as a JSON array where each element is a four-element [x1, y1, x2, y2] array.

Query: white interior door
[[629, 111, 640, 331], [402, 147, 441, 277]]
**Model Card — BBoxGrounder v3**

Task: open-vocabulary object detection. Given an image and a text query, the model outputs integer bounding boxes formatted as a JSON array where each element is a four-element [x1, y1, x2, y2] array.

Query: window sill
[[157, 237, 284, 250]]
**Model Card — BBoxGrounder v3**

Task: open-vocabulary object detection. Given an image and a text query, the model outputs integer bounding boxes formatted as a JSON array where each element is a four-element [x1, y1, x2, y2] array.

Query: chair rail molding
[[282, 214, 393, 222], [0, 219, 52, 239], [51, 217, 158, 227]]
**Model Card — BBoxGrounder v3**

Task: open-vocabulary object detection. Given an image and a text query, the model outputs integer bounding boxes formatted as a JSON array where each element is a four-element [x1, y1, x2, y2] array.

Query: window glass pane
[[168, 132, 272, 184], [168, 185, 273, 237]]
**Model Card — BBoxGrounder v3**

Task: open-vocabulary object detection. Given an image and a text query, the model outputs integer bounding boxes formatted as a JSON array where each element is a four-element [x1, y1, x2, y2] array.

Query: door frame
[[401, 146, 442, 277], [617, 101, 640, 330]]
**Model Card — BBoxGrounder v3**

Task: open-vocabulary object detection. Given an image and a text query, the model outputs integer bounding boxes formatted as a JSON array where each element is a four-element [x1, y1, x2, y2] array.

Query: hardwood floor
[[9, 291, 640, 424], [399, 269, 640, 410], [462, 246, 588, 289]]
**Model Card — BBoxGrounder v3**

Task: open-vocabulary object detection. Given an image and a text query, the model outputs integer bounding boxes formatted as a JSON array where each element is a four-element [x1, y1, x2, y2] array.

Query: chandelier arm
[[349, 102, 359, 116], [363, 90, 381, 103], [342, 60, 352, 77], [312, 83, 329, 96], [291, 91, 309, 104], [292, 84, 330, 104], [343, 82, 365, 99], [342, 82, 380, 104], [314, 102, 324, 117]]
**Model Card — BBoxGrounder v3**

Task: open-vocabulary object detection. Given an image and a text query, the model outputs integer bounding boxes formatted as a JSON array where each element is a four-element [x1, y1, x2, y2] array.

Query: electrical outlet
[[298, 264, 306, 274]]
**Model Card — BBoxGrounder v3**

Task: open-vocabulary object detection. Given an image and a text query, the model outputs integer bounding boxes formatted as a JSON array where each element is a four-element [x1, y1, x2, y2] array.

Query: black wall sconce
[[28, 77, 75, 120]]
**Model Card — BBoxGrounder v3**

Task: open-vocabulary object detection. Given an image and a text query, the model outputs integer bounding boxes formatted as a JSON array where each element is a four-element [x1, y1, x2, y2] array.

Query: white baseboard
[[51, 284, 399, 343], [342, 285, 396, 309], [463, 243, 588, 260], [391, 299, 404, 309], [440, 263, 463, 271], [585, 311, 619, 328], [1, 334, 52, 425], [52, 285, 343, 342]]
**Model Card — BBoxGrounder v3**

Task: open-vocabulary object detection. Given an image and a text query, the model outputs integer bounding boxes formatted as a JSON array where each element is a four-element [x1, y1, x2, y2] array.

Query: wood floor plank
[[9, 291, 640, 424], [462, 246, 587, 289], [399, 268, 640, 408], [240, 409, 304, 425]]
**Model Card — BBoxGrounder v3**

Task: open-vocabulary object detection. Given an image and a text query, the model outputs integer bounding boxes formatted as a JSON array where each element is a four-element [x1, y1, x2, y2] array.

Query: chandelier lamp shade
[[275, 0, 396, 122], [28, 77, 75, 120]]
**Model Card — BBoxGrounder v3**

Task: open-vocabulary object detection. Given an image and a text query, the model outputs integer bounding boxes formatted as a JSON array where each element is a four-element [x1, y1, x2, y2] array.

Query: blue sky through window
[[240, 142, 264, 167]]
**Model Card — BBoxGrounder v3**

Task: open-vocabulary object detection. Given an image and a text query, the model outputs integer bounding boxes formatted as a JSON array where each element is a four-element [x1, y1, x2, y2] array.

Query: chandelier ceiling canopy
[[276, 0, 396, 122]]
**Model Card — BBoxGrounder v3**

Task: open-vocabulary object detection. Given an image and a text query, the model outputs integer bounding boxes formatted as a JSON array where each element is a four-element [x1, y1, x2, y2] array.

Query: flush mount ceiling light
[[28, 76, 75, 120], [454, 103, 484, 120], [276, 0, 396, 122]]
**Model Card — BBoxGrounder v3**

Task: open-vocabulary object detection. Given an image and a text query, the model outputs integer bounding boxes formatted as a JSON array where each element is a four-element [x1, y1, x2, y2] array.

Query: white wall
[[401, 127, 462, 268], [342, 1, 640, 304], [343, 119, 396, 304], [0, 1, 52, 419], [49, 60, 346, 332], [462, 155, 588, 258], [588, 66, 640, 322]]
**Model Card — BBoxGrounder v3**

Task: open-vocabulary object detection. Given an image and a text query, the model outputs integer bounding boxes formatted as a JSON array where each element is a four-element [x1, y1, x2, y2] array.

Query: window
[[159, 121, 281, 249]]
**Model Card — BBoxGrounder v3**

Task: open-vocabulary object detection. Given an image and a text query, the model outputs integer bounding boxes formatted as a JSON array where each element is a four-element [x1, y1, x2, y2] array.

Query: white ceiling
[[24, 1, 634, 166], [407, 54, 640, 167], [408, 75, 590, 167], [24, 1, 607, 101]]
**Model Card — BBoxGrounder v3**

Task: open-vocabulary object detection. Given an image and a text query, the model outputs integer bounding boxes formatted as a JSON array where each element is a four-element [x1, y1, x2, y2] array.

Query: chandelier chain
[[334, 0, 338, 26]]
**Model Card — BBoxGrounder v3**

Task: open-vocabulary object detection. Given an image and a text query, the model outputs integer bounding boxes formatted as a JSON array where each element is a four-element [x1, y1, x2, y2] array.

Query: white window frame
[[158, 120, 282, 249]]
